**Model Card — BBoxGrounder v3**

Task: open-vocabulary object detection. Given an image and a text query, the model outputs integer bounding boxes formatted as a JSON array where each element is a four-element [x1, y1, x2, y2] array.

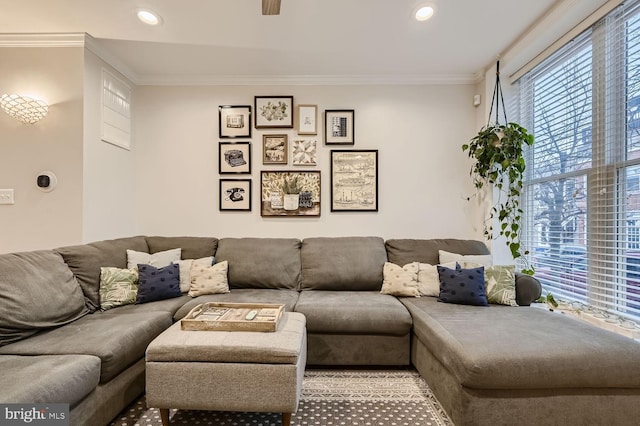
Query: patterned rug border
[[110, 369, 453, 426]]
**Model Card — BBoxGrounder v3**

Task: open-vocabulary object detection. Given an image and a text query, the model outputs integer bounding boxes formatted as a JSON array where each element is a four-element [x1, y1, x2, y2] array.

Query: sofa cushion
[[55, 236, 149, 312], [385, 239, 490, 266], [0, 354, 100, 406], [0, 250, 89, 346], [215, 238, 301, 289], [174, 289, 300, 321], [0, 310, 172, 383], [146, 236, 218, 260], [301, 237, 387, 291], [401, 297, 640, 390], [136, 263, 182, 304], [294, 291, 412, 335]]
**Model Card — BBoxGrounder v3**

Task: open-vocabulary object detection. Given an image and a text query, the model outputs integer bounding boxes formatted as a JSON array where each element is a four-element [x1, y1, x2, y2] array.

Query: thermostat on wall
[[36, 171, 57, 192]]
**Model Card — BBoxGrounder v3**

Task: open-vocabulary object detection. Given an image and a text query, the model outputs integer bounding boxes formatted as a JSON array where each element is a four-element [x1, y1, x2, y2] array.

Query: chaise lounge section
[[0, 235, 639, 425]]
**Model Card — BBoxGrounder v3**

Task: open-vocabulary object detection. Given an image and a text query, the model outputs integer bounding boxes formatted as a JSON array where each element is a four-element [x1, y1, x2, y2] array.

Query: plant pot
[[270, 193, 283, 209], [283, 194, 299, 211]]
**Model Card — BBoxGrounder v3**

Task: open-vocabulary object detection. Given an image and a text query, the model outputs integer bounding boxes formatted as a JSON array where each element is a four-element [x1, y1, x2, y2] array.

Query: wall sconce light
[[0, 94, 49, 124]]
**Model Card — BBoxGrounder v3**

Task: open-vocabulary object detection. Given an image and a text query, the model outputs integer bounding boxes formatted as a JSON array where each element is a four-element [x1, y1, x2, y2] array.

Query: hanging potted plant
[[462, 61, 534, 274]]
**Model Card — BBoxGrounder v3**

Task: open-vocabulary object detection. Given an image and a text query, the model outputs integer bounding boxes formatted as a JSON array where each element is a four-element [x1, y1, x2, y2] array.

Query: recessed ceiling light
[[414, 4, 435, 22], [136, 9, 163, 26]]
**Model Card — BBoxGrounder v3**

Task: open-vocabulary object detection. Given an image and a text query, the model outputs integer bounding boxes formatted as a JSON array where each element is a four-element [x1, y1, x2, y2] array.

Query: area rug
[[110, 369, 453, 426]]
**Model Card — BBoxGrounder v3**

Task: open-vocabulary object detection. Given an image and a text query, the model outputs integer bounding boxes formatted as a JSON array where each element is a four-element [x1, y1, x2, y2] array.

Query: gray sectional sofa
[[1, 235, 639, 426]]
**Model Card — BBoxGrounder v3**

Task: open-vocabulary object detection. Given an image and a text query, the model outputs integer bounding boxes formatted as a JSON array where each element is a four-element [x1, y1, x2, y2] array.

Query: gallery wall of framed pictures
[[216, 95, 378, 217]]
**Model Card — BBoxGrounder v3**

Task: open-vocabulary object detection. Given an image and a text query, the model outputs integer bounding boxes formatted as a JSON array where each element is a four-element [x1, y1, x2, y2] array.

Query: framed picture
[[219, 105, 252, 138], [292, 140, 317, 166], [330, 150, 378, 212], [325, 109, 355, 145], [220, 179, 251, 211], [219, 142, 251, 174], [254, 96, 294, 129], [260, 170, 321, 217], [262, 134, 288, 165], [296, 104, 318, 135]]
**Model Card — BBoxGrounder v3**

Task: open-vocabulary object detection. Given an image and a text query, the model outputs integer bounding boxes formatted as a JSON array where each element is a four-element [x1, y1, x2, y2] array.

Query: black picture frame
[[260, 170, 321, 217], [219, 142, 251, 174], [219, 179, 251, 211], [254, 96, 294, 129], [330, 149, 378, 212], [219, 105, 252, 138], [325, 109, 355, 145]]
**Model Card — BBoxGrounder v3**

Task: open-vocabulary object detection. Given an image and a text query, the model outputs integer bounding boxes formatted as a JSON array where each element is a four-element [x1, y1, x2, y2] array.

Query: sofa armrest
[[515, 273, 542, 306]]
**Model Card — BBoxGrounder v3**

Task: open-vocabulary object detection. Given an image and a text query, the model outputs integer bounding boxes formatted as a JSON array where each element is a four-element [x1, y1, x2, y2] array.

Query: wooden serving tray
[[181, 302, 284, 332]]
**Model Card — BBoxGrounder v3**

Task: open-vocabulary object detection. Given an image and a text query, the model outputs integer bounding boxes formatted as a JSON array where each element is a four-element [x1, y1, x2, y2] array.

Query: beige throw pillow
[[417, 261, 457, 296], [174, 256, 214, 293], [380, 262, 420, 297], [188, 261, 230, 297]]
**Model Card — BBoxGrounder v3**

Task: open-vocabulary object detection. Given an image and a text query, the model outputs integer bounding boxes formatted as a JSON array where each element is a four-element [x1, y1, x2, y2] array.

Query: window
[[102, 69, 132, 150], [520, 0, 640, 321]]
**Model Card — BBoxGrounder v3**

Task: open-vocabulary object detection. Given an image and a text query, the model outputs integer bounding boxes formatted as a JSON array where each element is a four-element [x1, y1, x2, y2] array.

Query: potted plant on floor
[[282, 175, 301, 211], [462, 60, 534, 274]]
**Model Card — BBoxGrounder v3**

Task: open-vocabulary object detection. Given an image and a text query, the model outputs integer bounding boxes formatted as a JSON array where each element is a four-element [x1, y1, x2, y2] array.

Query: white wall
[[0, 46, 84, 253], [82, 48, 138, 243], [134, 84, 487, 241]]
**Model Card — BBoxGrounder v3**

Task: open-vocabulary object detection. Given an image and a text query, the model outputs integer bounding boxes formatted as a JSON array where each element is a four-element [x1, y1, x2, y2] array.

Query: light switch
[[0, 189, 15, 205]]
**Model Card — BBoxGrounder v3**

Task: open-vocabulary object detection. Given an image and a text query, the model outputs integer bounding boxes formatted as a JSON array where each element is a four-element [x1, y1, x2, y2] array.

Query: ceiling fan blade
[[262, 0, 281, 15]]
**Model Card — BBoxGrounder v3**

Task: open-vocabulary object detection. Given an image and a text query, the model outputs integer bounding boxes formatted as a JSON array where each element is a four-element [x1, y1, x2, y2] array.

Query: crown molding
[[0, 33, 481, 86], [83, 35, 139, 84], [0, 32, 86, 47], [135, 73, 481, 86]]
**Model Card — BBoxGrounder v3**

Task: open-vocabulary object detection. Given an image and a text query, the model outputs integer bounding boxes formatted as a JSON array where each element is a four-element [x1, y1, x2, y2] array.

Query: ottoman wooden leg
[[282, 412, 292, 426], [159, 408, 170, 426]]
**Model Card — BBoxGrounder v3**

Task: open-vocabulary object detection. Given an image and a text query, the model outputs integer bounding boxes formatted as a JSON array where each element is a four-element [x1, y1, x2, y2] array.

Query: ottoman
[[145, 312, 307, 426]]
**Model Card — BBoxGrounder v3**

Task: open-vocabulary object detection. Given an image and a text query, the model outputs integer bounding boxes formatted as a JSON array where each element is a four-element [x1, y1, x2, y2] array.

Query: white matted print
[[296, 104, 318, 135], [254, 96, 294, 129], [292, 140, 317, 166], [219, 142, 251, 174], [219, 105, 252, 138], [325, 109, 354, 145], [219, 179, 251, 211]]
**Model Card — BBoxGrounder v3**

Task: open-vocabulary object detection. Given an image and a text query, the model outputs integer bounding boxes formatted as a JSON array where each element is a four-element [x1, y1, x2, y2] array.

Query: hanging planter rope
[[462, 60, 534, 273]]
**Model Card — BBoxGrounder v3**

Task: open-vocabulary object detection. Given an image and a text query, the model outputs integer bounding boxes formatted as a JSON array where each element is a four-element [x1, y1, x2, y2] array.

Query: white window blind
[[102, 69, 131, 150], [520, 0, 640, 322]]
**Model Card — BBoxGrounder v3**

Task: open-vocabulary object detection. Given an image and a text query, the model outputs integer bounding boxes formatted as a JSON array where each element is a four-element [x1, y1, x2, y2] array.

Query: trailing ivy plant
[[462, 122, 534, 274]]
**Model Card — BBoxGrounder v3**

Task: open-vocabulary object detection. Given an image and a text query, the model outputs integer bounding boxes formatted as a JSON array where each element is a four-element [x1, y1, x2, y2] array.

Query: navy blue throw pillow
[[437, 264, 488, 306], [136, 263, 182, 304]]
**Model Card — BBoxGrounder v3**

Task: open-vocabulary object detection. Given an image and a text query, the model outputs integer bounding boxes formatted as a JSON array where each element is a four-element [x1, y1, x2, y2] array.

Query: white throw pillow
[[380, 262, 420, 297], [173, 256, 214, 293], [188, 261, 230, 297], [126, 248, 182, 270], [417, 261, 458, 296], [438, 250, 492, 267]]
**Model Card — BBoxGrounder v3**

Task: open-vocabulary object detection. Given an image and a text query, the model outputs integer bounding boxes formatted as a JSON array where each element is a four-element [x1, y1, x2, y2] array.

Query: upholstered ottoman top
[[146, 312, 306, 365]]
